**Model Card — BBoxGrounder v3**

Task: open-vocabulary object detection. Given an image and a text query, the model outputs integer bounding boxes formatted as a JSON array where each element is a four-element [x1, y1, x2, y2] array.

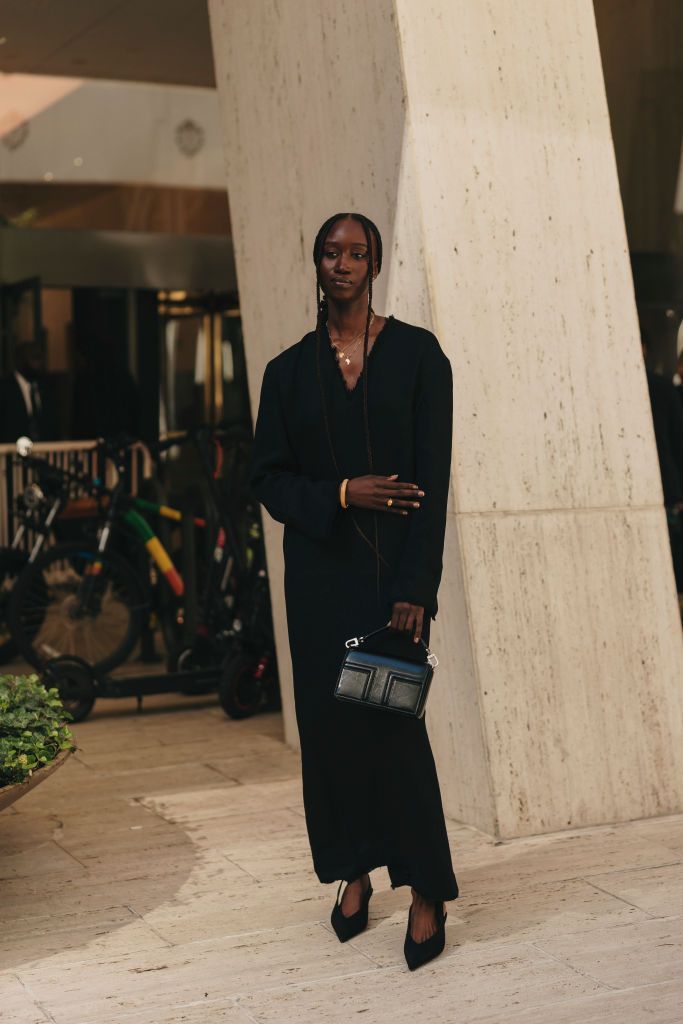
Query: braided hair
[[312, 213, 388, 596]]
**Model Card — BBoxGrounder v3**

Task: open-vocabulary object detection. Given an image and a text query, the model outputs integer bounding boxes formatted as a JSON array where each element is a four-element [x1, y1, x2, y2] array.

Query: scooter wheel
[[43, 655, 96, 723], [218, 651, 266, 720]]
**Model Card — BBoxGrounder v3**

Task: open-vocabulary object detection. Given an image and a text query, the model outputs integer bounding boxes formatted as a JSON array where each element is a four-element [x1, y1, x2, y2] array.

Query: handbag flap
[[336, 648, 432, 714]]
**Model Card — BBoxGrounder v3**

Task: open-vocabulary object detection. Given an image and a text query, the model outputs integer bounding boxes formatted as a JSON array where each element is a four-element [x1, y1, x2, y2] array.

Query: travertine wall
[[208, 0, 683, 838]]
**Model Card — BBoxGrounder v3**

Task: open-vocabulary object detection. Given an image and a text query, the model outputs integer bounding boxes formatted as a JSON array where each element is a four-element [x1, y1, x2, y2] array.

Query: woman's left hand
[[390, 601, 424, 643]]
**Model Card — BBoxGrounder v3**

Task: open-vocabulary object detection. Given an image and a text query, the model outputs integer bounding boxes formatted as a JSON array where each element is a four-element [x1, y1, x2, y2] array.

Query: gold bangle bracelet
[[340, 478, 349, 509]]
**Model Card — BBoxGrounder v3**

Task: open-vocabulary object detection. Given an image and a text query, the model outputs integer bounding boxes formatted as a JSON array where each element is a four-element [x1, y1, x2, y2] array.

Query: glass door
[[157, 291, 250, 497], [158, 292, 249, 434]]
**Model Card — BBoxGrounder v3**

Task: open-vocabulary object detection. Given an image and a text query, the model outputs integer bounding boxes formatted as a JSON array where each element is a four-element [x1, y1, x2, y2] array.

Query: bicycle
[[11, 428, 278, 722], [0, 441, 104, 665], [153, 425, 279, 719], [8, 436, 205, 676]]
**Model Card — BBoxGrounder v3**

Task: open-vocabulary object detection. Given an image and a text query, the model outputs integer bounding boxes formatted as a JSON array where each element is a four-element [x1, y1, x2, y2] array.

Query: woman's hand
[[390, 601, 424, 642], [346, 474, 424, 515]]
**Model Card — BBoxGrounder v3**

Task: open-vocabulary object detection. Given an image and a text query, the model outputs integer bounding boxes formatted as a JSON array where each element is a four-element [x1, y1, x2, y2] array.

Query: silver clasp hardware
[[426, 650, 439, 669], [345, 637, 360, 649]]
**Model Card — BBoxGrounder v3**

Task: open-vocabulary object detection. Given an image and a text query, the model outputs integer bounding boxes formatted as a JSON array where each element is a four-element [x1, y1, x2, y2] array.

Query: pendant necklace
[[328, 312, 375, 365]]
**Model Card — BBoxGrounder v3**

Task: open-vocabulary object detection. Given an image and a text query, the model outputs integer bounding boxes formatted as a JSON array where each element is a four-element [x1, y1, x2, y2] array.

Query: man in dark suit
[[0, 340, 58, 443]]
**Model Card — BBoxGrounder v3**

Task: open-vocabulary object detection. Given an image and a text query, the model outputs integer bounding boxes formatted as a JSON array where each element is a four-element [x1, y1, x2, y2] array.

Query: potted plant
[[0, 674, 74, 811]]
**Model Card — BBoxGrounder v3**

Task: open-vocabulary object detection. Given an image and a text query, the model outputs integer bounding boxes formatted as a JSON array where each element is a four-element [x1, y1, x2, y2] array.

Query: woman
[[250, 212, 458, 970]]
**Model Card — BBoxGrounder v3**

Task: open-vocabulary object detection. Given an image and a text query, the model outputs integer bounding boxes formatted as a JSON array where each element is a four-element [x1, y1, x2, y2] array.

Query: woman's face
[[319, 218, 377, 304]]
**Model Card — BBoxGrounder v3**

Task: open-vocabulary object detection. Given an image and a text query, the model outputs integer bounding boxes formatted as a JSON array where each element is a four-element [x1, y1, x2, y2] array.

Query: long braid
[[357, 216, 381, 600], [312, 213, 389, 589], [314, 278, 341, 479], [359, 216, 374, 474]]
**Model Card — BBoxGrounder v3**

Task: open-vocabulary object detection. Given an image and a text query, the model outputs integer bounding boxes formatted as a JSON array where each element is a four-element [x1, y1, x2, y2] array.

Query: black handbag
[[333, 623, 438, 719]]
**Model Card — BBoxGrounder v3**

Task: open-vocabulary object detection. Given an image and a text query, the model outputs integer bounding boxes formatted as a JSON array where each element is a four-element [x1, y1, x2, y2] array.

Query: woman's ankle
[[410, 890, 444, 919]]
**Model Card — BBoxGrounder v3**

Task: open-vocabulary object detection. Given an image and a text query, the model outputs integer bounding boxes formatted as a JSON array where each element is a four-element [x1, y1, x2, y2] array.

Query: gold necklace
[[328, 313, 375, 366]]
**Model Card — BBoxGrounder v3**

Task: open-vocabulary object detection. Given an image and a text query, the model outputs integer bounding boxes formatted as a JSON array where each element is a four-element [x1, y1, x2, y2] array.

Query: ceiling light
[[73, 156, 83, 167], [43, 171, 54, 181]]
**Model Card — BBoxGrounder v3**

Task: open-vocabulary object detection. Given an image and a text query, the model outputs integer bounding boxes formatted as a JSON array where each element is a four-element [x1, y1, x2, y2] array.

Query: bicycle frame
[[122, 507, 185, 597], [13, 458, 102, 564]]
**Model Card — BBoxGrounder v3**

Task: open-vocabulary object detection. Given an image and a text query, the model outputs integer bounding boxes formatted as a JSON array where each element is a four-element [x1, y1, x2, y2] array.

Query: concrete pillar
[[208, 0, 683, 838]]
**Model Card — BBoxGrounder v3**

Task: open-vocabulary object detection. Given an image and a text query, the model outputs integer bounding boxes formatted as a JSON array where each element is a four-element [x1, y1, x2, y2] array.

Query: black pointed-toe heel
[[330, 876, 373, 942], [404, 901, 447, 971]]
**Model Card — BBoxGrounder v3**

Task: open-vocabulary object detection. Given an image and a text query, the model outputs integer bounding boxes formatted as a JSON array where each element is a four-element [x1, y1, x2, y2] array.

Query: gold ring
[[387, 498, 393, 507]]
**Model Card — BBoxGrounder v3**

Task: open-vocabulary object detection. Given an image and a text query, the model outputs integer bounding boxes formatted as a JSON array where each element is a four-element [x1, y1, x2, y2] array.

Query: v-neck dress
[[250, 315, 458, 901]]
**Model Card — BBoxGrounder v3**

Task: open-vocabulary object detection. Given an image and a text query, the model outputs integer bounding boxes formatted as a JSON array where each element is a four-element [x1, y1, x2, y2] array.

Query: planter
[[0, 747, 73, 813]]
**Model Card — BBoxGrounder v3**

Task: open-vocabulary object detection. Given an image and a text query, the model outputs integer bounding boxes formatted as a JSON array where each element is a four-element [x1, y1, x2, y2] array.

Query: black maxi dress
[[250, 315, 458, 902]]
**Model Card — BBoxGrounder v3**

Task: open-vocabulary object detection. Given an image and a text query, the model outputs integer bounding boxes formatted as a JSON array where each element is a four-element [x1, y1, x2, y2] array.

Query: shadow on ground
[[0, 695, 285, 974]]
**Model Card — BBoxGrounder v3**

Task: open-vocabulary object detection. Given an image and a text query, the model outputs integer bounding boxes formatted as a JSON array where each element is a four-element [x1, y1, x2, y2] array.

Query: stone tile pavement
[[2, 694, 683, 1023]]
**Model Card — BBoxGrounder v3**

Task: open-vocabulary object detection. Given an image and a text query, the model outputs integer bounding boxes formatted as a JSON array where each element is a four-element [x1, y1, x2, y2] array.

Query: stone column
[[208, 0, 683, 838]]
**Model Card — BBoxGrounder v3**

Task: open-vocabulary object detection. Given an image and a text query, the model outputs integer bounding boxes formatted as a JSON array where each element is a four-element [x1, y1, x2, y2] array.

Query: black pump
[[404, 900, 447, 970], [330, 875, 373, 942]]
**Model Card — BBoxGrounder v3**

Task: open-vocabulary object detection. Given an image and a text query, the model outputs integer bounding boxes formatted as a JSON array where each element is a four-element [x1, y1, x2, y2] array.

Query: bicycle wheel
[[9, 542, 146, 673], [0, 548, 29, 665]]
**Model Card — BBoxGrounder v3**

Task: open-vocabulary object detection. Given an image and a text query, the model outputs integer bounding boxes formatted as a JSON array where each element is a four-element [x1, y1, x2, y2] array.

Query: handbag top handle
[[344, 621, 438, 669]]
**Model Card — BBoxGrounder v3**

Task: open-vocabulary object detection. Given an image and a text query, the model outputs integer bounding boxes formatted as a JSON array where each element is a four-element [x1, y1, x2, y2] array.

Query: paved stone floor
[[2, 694, 683, 1023]]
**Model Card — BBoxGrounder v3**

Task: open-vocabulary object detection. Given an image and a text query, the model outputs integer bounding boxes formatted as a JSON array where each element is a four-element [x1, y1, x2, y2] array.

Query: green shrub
[[0, 674, 73, 787]]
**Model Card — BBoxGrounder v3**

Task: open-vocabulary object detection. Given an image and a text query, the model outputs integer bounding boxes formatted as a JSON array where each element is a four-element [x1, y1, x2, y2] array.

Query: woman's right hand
[[346, 474, 424, 515]]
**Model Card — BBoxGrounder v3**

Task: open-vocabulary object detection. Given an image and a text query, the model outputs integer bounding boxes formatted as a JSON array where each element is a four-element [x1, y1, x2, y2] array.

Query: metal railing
[[0, 440, 153, 547]]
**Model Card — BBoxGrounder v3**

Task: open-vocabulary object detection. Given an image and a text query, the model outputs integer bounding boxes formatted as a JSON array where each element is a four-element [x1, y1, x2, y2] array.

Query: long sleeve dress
[[250, 315, 458, 902]]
